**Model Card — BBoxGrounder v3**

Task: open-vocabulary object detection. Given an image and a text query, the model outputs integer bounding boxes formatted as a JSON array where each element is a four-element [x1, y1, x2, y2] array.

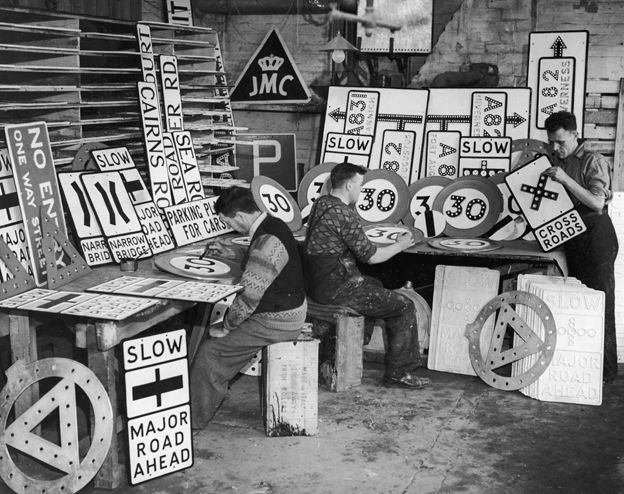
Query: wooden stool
[[262, 335, 319, 436], [306, 298, 364, 392]]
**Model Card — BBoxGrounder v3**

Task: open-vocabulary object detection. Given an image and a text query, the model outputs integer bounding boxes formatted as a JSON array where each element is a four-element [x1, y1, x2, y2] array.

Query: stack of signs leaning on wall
[[321, 87, 429, 184], [527, 31, 588, 142], [424, 88, 530, 179], [80, 171, 153, 263], [91, 147, 176, 255], [4, 122, 68, 286], [504, 155, 586, 251]]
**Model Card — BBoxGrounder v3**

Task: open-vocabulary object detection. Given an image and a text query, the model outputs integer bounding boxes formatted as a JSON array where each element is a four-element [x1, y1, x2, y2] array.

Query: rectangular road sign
[[4, 122, 67, 286], [127, 404, 193, 485]]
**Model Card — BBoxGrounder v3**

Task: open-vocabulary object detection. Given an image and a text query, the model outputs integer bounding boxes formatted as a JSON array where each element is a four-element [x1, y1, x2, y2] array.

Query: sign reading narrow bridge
[[122, 329, 193, 485]]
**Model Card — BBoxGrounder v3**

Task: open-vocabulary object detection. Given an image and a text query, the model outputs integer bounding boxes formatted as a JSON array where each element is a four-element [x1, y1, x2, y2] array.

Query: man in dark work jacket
[[190, 186, 307, 429]]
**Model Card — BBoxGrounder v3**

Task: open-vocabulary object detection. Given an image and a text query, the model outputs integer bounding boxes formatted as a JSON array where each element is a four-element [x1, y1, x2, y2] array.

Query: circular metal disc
[[72, 142, 108, 171], [251, 176, 303, 232], [362, 223, 424, 246], [510, 138, 552, 170], [355, 169, 410, 224], [297, 162, 337, 209], [432, 175, 503, 238], [0, 358, 113, 494], [465, 290, 557, 390], [154, 253, 242, 282], [403, 176, 453, 226], [427, 237, 502, 253]]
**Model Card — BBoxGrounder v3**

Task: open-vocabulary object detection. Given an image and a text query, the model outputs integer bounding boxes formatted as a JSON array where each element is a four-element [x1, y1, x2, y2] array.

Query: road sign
[[251, 176, 303, 231], [164, 196, 232, 246], [123, 329, 193, 485], [91, 146, 135, 171], [236, 133, 298, 192], [527, 31, 588, 140], [172, 131, 206, 202], [0, 148, 34, 282], [504, 154, 586, 251], [354, 169, 410, 224], [458, 136, 511, 178], [432, 176, 503, 238], [297, 162, 336, 210], [81, 171, 152, 262], [321, 87, 429, 183], [4, 121, 68, 286], [58, 171, 113, 266], [231, 27, 311, 103], [403, 176, 452, 227], [160, 55, 184, 131], [426, 88, 530, 142], [425, 131, 460, 179], [138, 81, 173, 209]]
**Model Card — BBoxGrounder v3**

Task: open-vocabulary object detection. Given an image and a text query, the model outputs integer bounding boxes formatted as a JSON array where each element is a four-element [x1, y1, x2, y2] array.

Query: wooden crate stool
[[306, 299, 364, 392], [262, 335, 319, 436]]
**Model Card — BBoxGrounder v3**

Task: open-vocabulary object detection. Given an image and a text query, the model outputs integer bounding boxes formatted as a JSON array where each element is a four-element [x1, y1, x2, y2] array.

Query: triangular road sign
[[0, 235, 35, 300], [231, 27, 311, 104], [41, 207, 91, 289]]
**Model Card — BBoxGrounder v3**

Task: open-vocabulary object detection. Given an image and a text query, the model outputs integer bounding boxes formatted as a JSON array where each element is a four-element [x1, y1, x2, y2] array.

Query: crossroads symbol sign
[[520, 175, 559, 210], [462, 159, 507, 178]]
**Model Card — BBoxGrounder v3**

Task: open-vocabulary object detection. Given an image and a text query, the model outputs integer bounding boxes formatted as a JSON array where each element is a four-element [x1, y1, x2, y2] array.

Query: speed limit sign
[[355, 169, 409, 224], [251, 176, 303, 231], [402, 176, 452, 227], [432, 176, 502, 238]]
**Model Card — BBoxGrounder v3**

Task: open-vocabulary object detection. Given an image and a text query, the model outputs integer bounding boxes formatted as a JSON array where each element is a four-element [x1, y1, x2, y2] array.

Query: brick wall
[[411, 0, 532, 88]]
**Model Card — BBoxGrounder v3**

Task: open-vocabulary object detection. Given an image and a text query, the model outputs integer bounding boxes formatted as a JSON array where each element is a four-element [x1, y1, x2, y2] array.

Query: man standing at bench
[[304, 162, 431, 390], [190, 186, 307, 428]]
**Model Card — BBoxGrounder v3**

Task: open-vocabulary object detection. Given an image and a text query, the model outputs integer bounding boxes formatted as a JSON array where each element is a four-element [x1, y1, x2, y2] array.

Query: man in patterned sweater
[[190, 186, 307, 428], [304, 162, 431, 389]]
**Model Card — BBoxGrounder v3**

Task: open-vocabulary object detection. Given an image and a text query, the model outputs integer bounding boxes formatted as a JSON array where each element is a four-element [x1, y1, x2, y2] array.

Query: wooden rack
[[0, 7, 238, 188]]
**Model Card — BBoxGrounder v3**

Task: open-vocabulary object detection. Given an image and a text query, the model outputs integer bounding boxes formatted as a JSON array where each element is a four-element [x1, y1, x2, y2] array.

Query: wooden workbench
[[0, 260, 201, 489]]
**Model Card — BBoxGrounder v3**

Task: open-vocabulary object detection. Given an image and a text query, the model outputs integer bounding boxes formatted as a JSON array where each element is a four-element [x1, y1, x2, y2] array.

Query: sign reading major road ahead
[[123, 329, 193, 485]]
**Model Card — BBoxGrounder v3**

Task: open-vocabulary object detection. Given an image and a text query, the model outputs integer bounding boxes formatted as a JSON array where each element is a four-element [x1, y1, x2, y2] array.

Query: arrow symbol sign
[[551, 36, 567, 57]]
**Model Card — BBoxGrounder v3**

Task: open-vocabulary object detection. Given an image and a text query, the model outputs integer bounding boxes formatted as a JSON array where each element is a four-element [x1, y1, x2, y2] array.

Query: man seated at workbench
[[303, 162, 431, 390], [190, 186, 307, 429]]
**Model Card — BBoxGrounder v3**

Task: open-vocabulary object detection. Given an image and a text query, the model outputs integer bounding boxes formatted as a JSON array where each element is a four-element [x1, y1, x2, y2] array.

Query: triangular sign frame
[[0, 235, 36, 300], [4, 378, 80, 473], [231, 27, 312, 104], [41, 207, 91, 289]]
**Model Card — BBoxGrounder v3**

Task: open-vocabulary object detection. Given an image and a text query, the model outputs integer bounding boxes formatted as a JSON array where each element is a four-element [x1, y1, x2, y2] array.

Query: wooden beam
[[613, 78, 624, 191]]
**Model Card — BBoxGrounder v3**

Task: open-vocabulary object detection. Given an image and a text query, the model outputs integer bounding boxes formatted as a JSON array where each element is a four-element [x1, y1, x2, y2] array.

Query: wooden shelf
[[0, 6, 239, 190]]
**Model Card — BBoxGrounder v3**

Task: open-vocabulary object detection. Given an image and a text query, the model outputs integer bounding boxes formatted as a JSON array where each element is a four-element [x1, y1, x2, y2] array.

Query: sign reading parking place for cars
[[123, 329, 193, 485]]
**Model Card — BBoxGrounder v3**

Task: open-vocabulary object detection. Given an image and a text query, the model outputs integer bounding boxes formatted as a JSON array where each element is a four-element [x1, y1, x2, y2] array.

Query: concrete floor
[[0, 360, 622, 494], [56, 361, 624, 493]]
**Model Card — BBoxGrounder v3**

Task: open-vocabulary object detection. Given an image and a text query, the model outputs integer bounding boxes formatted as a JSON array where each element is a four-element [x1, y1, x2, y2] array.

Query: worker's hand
[[209, 322, 230, 338], [396, 231, 416, 250], [200, 241, 237, 260], [542, 166, 570, 186]]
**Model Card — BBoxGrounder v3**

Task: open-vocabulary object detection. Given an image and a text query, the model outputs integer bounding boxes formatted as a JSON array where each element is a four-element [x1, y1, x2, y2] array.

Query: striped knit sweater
[[223, 231, 306, 332]]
